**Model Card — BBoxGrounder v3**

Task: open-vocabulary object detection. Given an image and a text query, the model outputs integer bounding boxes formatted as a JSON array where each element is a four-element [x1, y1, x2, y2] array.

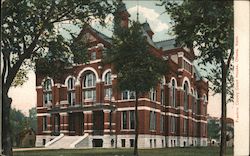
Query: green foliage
[[1, 0, 115, 88], [10, 107, 37, 147], [208, 120, 220, 140], [10, 108, 27, 147], [107, 21, 167, 93], [160, 0, 234, 102], [28, 107, 37, 132]]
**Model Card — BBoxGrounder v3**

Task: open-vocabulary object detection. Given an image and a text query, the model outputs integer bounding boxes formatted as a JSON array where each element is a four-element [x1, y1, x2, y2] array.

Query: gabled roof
[[90, 27, 112, 44], [154, 39, 177, 51]]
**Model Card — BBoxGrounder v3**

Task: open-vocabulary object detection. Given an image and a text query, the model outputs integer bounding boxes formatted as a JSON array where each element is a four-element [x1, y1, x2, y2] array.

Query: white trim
[[41, 77, 54, 87], [182, 76, 191, 93], [36, 86, 43, 89], [37, 113, 51, 116], [64, 76, 76, 87], [59, 112, 68, 116], [84, 123, 93, 126], [76, 67, 100, 84], [102, 69, 112, 82], [117, 106, 207, 123], [177, 52, 184, 57], [89, 59, 101, 64]]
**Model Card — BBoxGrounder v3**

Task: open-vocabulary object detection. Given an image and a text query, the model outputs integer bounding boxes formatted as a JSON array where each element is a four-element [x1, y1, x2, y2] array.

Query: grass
[[14, 147, 233, 156]]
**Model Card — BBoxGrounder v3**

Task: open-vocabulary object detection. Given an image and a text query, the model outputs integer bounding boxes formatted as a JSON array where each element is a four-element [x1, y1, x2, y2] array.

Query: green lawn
[[14, 147, 233, 156]]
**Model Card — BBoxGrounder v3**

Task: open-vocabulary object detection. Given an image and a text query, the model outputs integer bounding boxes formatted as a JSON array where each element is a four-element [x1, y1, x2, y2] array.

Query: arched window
[[104, 71, 112, 85], [171, 79, 176, 107], [67, 77, 75, 106], [104, 71, 112, 100], [43, 79, 52, 106], [184, 81, 189, 110], [82, 72, 96, 100]]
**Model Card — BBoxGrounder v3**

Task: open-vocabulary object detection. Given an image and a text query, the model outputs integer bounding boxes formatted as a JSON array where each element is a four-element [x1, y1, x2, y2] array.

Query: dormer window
[[91, 52, 96, 60], [43, 79, 52, 106]]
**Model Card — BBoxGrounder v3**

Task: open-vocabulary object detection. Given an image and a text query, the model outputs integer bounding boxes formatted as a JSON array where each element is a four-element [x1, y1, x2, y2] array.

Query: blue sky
[[60, 1, 173, 42]]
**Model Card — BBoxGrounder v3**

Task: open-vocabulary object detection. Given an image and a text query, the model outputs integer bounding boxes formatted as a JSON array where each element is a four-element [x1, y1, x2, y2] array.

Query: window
[[150, 88, 156, 101], [84, 73, 96, 87], [67, 77, 75, 106], [130, 139, 134, 147], [130, 111, 135, 129], [192, 90, 195, 113], [104, 71, 112, 85], [149, 111, 156, 130], [160, 115, 164, 132], [83, 72, 96, 100], [90, 52, 96, 60], [161, 89, 164, 105], [43, 79, 52, 106], [121, 139, 126, 147], [154, 139, 156, 148], [122, 90, 135, 100], [150, 139, 152, 148], [42, 116, 47, 131], [171, 116, 176, 133], [160, 79, 165, 105], [171, 80, 176, 107], [122, 111, 127, 129], [184, 81, 189, 110], [184, 118, 188, 134], [104, 88, 112, 99]]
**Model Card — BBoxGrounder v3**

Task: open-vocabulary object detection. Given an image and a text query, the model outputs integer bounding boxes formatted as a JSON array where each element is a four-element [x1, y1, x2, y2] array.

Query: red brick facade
[[36, 3, 208, 148]]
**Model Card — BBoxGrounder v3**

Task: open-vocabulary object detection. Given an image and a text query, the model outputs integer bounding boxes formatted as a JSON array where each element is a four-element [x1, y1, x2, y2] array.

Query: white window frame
[[121, 111, 128, 129], [83, 72, 96, 100], [104, 71, 112, 85], [171, 80, 176, 107], [184, 81, 189, 111], [150, 111, 156, 130], [67, 77, 75, 106], [43, 79, 52, 106], [129, 110, 135, 130], [150, 88, 157, 101], [121, 90, 135, 100]]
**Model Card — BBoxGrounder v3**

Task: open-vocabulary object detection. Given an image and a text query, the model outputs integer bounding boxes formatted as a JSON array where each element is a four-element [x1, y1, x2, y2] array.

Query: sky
[[8, 1, 234, 119]]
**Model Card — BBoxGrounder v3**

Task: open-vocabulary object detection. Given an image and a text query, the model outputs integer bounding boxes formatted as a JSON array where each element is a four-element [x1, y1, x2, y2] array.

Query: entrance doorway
[[93, 111, 104, 135]]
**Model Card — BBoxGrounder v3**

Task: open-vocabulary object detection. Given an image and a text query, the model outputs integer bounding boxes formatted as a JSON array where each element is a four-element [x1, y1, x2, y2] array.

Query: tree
[[107, 20, 166, 156], [1, 1, 115, 155], [9, 108, 27, 147], [159, 1, 233, 155], [208, 120, 220, 141], [28, 107, 37, 132]]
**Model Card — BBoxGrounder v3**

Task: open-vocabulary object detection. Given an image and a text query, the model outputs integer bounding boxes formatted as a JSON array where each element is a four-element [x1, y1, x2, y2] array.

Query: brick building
[[36, 2, 208, 148]]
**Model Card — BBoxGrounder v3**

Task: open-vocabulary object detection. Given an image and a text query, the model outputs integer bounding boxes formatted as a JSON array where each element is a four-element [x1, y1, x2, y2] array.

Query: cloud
[[128, 5, 169, 32]]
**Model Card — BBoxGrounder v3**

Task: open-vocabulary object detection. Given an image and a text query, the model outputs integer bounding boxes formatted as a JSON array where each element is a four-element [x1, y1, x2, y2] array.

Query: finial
[[136, 0, 139, 22]]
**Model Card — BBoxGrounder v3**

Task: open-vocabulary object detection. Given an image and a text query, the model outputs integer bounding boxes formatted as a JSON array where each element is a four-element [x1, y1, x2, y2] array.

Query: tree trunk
[[2, 87, 13, 156], [133, 91, 139, 156], [220, 60, 227, 156]]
